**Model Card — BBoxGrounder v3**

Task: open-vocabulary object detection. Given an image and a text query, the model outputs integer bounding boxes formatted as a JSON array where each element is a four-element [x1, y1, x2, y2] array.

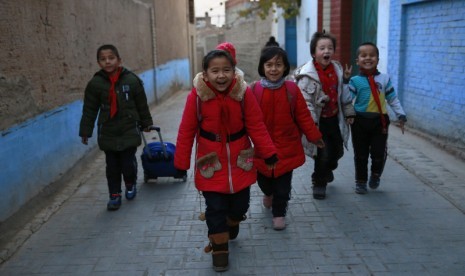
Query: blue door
[[285, 17, 297, 67]]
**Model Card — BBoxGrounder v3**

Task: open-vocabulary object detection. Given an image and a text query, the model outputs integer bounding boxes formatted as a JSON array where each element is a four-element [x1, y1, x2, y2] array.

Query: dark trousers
[[313, 116, 344, 187], [202, 187, 250, 235], [350, 115, 390, 183], [104, 147, 138, 194], [257, 170, 293, 217]]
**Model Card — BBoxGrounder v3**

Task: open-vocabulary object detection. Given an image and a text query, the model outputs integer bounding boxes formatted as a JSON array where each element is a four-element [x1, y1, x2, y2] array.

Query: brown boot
[[204, 232, 229, 272]]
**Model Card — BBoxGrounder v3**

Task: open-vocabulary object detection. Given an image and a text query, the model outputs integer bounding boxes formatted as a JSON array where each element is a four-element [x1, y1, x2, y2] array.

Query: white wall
[[296, 0, 318, 67], [377, 0, 390, 73]]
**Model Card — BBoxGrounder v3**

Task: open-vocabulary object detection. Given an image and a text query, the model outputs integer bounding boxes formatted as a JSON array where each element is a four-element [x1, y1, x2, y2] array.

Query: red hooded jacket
[[174, 73, 277, 194], [252, 81, 322, 178]]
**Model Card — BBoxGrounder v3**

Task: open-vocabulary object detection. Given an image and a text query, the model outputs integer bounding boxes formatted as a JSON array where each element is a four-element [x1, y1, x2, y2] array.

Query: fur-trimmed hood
[[193, 72, 248, 102]]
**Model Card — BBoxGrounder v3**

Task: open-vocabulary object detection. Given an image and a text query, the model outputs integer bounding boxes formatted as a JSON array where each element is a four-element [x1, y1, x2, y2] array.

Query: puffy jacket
[[79, 67, 153, 151], [174, 73, 277, 194], [294, 60, 355, 157], [252, 82, 322, 178]]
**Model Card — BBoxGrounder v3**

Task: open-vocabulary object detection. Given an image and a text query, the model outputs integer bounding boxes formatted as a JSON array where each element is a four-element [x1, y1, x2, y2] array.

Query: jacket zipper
[[226, 142, 234, 193]]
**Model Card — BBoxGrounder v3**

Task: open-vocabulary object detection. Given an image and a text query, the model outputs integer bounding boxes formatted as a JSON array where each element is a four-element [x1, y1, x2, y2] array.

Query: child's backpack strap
[[250, 80, 297, 120], [284, 80, 298, 120], [196, 95, 202, 122]]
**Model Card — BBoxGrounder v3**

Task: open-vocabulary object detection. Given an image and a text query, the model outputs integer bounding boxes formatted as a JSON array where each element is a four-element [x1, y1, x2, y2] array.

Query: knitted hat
[[216, 42, 237, 65]]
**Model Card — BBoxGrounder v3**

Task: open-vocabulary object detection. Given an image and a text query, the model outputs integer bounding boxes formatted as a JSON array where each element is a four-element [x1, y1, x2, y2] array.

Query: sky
[[195, 0, 225, 26]]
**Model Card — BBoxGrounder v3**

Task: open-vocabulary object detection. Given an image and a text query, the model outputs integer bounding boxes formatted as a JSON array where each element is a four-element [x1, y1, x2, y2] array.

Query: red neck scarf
[[108, 67, 123, 118], [314, 61, 338, 117], [204, 78, 237, 144], [360, 68, 387, 133]]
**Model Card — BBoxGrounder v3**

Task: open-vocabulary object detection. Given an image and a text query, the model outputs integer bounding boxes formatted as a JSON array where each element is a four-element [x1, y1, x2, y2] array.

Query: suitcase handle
[[142, 126, 169, 160]]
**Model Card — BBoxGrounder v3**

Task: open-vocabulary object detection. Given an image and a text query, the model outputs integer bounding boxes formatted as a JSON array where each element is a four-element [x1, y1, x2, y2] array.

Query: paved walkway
[[1, 90, 465, 275]]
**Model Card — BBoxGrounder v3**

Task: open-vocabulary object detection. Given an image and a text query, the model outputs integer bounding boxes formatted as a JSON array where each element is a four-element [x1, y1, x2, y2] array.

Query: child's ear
[[202, 71, 207, 79]]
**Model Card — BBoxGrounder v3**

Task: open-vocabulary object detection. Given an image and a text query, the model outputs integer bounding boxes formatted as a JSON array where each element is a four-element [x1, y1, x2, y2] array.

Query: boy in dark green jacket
[[79, 44, 153, 210]]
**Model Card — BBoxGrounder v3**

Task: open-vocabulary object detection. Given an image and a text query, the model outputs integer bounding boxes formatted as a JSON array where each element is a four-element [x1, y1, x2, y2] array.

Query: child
[[348, 42, 407, 194], [216, 42, 245, 77], [79, 44, 153, 211], [251, 46, 324, 230], [294, 31, 355, 200], [174, 49, 278, 272]]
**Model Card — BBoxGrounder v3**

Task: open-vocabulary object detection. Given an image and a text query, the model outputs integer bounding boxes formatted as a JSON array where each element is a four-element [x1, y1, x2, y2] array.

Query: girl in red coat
[[174, 50, 278, 272], [252, 46, 324, 230]]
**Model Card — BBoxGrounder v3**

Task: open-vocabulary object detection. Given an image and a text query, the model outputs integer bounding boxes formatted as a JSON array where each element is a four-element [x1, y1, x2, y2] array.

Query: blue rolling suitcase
[[140, 126, 186, 183]]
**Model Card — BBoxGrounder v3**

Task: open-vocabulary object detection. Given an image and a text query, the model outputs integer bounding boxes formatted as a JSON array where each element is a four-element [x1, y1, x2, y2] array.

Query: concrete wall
[[0, 0, 193, 222], [0, 0, 154, 131], [223, 4, 274, 83], [388, 0, 465, 148]]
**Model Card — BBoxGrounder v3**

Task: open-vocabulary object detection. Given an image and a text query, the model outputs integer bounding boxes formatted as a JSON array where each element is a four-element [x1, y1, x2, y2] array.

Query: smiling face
[[97, 49, 121, 76], [263, 55, 286, 82], [202, 56, 235, 92], [313, 38, 334, 69], [356, 44, 379, 72]]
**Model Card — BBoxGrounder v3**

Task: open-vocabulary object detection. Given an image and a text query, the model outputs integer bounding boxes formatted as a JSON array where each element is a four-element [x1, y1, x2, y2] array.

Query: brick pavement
[[1, 90, 465, 275]]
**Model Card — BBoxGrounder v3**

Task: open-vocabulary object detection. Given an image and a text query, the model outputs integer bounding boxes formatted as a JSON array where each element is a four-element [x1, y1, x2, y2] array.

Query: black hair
[[258, 46, 290, 78], [265, 36, 279, 47], [202, 49, 235, 71], [309, 31, 336, 57], [96, 44, 120, 61], [356, 42, 379, 58]]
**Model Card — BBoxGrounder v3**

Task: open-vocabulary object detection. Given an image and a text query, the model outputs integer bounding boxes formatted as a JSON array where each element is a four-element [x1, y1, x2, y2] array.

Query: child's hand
[[264, 154, 278, 170], [399, 120, 405, 134], [81, 136, 88, 145], [143, 126, 152, 132], [346, 118, 354, 125], [314, 138, 325, 148], [344, 64, 353, 79]]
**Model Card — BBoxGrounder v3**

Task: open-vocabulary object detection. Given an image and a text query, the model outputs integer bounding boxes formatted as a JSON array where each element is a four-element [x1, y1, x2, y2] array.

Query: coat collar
[[193, 72, 247, 102], [294, 60, 343, 83]]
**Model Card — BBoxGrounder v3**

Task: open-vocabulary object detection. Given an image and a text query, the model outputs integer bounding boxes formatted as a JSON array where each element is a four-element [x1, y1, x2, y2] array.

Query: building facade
[[273, 0, 464, 155], [0, 0, 196, 222]]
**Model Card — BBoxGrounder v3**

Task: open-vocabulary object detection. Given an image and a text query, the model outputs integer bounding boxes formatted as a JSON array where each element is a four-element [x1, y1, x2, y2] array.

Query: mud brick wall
[[0, 0, 153, 131]]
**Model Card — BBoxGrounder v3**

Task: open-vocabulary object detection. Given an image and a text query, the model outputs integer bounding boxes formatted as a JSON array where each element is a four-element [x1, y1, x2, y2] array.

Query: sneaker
[[312, 186, 326, 200], [125, 183, 137, 200], [272, 217, 286, 231], [369, 174, 380, 189], [355, 183, 368, 194], [107, 194, 122, 210], [262, 195, 273, 209]]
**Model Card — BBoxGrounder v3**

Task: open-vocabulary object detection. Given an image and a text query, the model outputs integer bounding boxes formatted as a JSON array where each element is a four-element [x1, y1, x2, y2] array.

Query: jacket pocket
[[237, 147, 254, 171], [196, 152, 222, 178]]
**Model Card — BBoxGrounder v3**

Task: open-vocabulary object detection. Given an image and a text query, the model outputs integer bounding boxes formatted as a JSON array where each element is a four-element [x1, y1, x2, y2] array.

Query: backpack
[[250, 80, 298, 119], [196, 80, 298, 123]]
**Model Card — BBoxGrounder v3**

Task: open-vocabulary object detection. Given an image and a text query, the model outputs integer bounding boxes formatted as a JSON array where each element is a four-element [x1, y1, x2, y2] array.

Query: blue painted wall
[[155, 58, 191, 100], [388, 0, 465, 145], [0, 58, 190, 221]]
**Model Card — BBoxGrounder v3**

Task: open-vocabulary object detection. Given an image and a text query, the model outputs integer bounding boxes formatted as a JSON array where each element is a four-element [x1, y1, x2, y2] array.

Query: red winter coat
[[174, 73, 277, 194], [253, 82, 322, 178]]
